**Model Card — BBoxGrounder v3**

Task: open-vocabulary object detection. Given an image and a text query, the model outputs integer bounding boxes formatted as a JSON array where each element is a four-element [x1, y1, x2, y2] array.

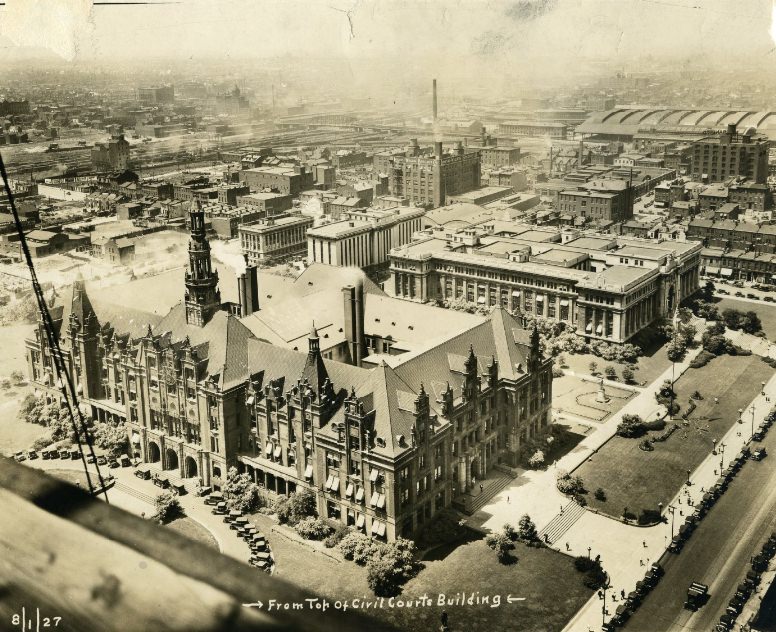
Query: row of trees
[[339, 533, 421, 596], [484, 516, 540, 563]]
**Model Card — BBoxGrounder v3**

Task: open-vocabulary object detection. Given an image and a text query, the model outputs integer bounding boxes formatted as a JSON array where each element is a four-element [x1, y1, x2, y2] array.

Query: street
[[624, 425, 776, 631]]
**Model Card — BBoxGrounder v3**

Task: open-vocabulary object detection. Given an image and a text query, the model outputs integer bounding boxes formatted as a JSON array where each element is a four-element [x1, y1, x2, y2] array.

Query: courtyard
[[574, 353, 774, 522], [552, 374, 635, 423]]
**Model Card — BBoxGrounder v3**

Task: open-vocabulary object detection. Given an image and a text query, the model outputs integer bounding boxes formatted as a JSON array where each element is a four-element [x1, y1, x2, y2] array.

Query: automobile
[[27, 449, 38, 460], [13, 451, 26, 462], [718, 288, 730, 295], [752, 554, 769, 572], [753, 448, 767, 460], [669, 535, 684, 553], [684, 582, 709, 611], [735, 291, 745, 297], [733, 280, 745, 288], [86, 454, 96, 464], [211, 502, 227, 515], [196, 486, 213, 498], [204, 491, 225, 506], [747, 569, 762, 585], [41, 449, 51, 460], [735, 583, 752, 599], [747, 293, 758, 300], [96, 455, 107, 466], [108, 459, 120, 469], [59, 448, 71, 459], [766, 296, 774, 303], [753, 431, 765, 442], [120, 455, 131, 467]]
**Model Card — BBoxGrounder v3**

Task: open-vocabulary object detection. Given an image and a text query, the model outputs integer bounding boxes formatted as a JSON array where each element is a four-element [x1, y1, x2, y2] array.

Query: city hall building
[[26, 210, 552, 541]]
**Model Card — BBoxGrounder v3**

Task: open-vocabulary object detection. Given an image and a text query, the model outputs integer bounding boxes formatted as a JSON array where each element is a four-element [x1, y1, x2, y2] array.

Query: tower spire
[[184, 207, 221, 327]]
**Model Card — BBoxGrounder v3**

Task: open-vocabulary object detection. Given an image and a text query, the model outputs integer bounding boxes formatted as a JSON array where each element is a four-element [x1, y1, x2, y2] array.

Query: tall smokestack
[[238, 273, 248, 316], [433, 79, 438, 121], [435, 141, 443, 157]]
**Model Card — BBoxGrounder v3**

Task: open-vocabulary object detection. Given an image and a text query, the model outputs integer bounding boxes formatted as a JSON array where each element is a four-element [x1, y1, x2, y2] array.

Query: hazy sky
[[0, 0, 774, 70]]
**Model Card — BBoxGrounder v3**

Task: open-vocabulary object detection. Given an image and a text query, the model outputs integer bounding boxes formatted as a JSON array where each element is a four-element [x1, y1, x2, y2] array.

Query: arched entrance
[[165, 448, 179, 471], [470, 457, 479, 486], [184, 456, 198, 478], [148, 441, 161, 463]]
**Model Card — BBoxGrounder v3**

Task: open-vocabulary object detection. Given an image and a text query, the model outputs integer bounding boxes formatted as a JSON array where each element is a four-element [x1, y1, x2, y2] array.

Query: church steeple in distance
[[184, 202, 221, 327]]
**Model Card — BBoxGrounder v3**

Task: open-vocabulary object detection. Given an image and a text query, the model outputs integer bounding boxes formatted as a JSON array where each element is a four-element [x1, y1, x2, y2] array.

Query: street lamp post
[[687, 469, 691, 485], [668, 505, 676, 537], [712, 438, 717, 455], [738, 408, 744, 427], [719, 442, 725, 470], [588, 546, 592, 559], [752, 405, 757, 440]]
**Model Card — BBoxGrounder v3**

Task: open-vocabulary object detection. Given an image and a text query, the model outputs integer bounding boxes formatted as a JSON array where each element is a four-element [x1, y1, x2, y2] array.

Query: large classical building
[[388, 223, 701, 344], [239, 215, 314, 264], [26, 210, 552, 541], [306, 205, 424, 268]]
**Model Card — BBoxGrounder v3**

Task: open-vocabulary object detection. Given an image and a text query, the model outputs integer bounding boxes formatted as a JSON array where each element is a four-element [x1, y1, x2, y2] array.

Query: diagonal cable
[[0, 151, 109, 502]]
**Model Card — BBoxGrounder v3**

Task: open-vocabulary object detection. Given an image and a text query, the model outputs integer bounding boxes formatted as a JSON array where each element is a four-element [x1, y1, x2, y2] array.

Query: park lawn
[[377, 540, 593, 632], [575, 354, 774, 522], [714, 298, 776, 341], [166, 516, 219, 550], [248, 513, 590, 632], [0, 397, 47, 456]]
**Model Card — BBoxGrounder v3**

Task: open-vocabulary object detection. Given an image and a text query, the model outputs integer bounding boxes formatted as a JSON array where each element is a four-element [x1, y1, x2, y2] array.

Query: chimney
[[238, 273, 248, 316], [342, 283, 365, 366], [456, 141, 464, 155], [245, 264, 259, 314], [432, 79, 438, 121], [435, 141, 443, 157], [727, 123, 737, 136]]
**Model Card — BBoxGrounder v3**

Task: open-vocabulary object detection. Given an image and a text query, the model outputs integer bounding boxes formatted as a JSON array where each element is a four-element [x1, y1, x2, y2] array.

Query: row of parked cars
[[603, 563, 664, 630], [714, 532, 776, 631], [204, 491, 273, 572], [14, 447, 131, 469]]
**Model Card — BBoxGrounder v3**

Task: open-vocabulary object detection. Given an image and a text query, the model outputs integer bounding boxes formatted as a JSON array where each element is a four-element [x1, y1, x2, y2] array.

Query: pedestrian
[[480, 483, 484, 494], [141, 512, 145, 520], [507, 495, 510, 503], [679, 510, 683, 516], [560, 505, 564, 514], [642, 540, 647, 548], [620, 589, 625, 600], [565, 542, 570, 551], [639, 559, 644, 566]]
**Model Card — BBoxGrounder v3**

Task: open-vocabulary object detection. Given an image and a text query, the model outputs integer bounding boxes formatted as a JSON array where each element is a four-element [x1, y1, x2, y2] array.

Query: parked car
[[96, 455, 107, 465], [747, 293, 758, 300], [753, 431, 765, 442], [86, 454, 96, 464], [735, 291, 745, 297], [13, 451, 26, 462], [27, 449, 38, 460], [765, 296, 774, 303], [753, 448, 767, 460], [718, 288, 730, 295], [108, 459, 120, 468]]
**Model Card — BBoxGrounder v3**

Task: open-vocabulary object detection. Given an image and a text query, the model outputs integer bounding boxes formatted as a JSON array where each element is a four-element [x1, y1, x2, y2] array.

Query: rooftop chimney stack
[[433, 79, 438, 121]]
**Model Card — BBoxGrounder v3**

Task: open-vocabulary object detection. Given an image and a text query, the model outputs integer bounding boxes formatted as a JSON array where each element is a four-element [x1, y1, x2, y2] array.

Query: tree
[[722, 309, 742, 331], [517, 514, 538, 542], [154, 491, 183, 524], [93, 422, 129, 458], [679, 323, 697, 347], [528, 449, 545, 469], [223, 467, 263, 513], [701, 280, 715, 302], [10, 370, 25, 385], [275, 488, 316, 525], [621, 366, 635, 384], [588, 361, 598, 375], [742, 311, 763, 335], [617, 414, 646, 438], [666, 339, 687, 363], [604, 365, 617, 380], [677, 307, 693, 324], [485, 532, 514, 563], [702, 333, 730, 356]]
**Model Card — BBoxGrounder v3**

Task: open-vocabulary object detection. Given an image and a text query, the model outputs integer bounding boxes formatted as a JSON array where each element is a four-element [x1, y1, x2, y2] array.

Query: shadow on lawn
[[420, 526, 481, 562]]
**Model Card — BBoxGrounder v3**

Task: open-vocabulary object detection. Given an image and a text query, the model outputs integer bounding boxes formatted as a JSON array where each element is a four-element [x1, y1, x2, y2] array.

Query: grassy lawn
[[166, 517, 219, 550], [575, 354, 774, 522], [0, 397, 47, 457], [46, 468, 93, 488], [553, 374, 635, 423], [714, 297, 776, 342], [247, 514, 590, 632]]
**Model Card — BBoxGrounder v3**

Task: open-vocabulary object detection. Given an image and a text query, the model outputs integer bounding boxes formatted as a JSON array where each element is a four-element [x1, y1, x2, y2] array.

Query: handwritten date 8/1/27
[[11, 608, 62, 631]]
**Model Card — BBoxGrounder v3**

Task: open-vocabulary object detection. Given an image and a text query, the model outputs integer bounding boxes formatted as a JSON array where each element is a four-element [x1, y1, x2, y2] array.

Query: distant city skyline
[[0, 0, 774, 80]]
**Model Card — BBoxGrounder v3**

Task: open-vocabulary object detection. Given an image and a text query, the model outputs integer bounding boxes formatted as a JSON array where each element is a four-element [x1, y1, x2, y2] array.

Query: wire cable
[[0, 151, 109, 503]]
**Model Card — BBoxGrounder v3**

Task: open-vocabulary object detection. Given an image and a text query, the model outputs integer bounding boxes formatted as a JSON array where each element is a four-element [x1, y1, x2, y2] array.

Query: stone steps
[[539, 501, 587, 545], [466, 474, 515, 515]]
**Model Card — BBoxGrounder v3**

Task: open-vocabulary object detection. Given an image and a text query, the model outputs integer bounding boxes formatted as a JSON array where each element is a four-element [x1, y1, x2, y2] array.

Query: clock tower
[[185, 203, 221, 327]]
